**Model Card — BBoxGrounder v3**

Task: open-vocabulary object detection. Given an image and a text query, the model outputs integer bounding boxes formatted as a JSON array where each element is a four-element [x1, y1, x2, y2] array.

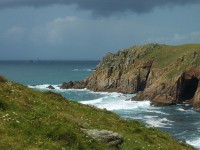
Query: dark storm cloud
[[0, 0, 199, 16]]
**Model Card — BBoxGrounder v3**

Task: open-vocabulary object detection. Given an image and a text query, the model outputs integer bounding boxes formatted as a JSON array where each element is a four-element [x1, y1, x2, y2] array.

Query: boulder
[[82, 129, 123, 147], [47, 85, 55, 89]]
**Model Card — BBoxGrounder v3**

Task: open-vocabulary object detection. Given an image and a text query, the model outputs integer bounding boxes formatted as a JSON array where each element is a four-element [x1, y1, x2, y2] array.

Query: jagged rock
[[61, 80, 87, 89], [82, 129, 123, 147], [61, 81, 74, 89], [193, 88, 200, 109], [47, 85, 55, 89], [151, 95, 175, 106], [61, 44, 200, 108]]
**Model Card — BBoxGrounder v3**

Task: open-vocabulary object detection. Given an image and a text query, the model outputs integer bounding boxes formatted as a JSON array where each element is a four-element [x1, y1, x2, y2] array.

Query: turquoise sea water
[[0, 61, 200, 149], [0, 61, 97, 85]]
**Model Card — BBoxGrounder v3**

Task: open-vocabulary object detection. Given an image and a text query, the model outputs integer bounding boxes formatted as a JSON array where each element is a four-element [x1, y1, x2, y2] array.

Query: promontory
[[61, 44, 200, 109]]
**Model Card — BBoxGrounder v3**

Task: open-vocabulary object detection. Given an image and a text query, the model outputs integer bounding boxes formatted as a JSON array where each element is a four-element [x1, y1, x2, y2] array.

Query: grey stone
[[82, 129, 123, 147]]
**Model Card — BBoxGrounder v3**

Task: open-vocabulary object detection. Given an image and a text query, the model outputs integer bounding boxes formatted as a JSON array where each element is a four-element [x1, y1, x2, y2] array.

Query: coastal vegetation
[[0, 76, 194, 149]]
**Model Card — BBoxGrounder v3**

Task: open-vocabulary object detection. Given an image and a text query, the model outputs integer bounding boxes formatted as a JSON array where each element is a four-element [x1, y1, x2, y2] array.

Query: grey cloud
[[0, 0, 199, 16]]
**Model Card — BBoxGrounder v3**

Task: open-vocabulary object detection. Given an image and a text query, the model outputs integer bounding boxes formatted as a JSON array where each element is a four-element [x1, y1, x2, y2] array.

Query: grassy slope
[[129, 44, 200, 66], [0, 77, 194, 150], [141, 44, 200, 78]]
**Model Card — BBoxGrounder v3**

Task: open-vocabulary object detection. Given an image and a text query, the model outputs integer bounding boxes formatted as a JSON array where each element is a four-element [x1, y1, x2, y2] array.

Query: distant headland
[[61, 43, 200, 109]]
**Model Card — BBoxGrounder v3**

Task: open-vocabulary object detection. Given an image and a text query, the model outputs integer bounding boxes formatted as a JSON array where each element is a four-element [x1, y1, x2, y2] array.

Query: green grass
[[0, 76, 195, 149], [141, 44, 199, 67]]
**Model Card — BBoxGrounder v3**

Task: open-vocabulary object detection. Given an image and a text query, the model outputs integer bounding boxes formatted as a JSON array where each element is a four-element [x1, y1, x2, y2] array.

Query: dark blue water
[[1, 61, 200, 149]]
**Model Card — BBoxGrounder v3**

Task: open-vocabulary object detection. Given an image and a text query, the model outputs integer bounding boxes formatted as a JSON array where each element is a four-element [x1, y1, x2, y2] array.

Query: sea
[[0, 60, 200, 149]]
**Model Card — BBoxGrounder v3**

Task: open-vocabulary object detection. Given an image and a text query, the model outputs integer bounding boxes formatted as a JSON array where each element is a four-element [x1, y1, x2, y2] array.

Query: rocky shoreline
[[61, 44, 200, 109]]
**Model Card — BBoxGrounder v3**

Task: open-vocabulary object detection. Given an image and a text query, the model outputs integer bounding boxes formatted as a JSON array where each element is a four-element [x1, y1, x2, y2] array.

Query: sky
[[0, 0, 200, 60]]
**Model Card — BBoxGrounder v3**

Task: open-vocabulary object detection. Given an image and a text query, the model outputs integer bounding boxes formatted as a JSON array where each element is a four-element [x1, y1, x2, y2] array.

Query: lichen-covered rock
[[61, 44, 200, 108], [82, 129, 123, 147]]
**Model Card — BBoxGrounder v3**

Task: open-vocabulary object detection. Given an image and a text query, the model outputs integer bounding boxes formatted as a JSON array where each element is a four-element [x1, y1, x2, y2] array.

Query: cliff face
[[61, 44, 200, 109]]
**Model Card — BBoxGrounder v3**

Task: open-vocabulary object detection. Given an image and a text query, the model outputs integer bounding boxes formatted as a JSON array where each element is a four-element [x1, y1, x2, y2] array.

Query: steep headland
[[0, 76, 194, 149], [61, 44, 200, 108]]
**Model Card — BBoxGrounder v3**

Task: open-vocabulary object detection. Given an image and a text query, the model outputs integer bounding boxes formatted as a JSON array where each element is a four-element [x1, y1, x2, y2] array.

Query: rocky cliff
[[61, 44, 200, 109]]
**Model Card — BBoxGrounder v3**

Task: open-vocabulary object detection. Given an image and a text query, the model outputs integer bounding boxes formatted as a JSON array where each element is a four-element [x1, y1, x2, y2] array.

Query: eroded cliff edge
[[61, 44, 200, 109]]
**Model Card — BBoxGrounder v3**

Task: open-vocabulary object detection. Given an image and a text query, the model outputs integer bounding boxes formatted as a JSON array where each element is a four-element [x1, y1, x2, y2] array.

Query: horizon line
[[0, 59, 100, 61]]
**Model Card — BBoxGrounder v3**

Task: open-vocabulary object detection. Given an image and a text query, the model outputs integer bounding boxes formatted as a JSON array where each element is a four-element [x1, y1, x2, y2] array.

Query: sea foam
[[81, 94, 150, 111], [146, 118, 174, 128], [73, 68, 94, 72], [187, 138, 200, 149], [29, 84, 88, 92]]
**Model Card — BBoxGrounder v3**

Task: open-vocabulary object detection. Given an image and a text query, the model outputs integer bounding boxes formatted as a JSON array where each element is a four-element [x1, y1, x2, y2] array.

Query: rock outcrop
[[61, 44, 200, 109], [47, 85, 55, 89], [82, 129, 123, 148]]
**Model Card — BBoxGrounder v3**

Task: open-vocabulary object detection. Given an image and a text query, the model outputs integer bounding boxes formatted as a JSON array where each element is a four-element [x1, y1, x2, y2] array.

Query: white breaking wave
[[146, 109, 169, 115], [176, 107, 195, 114], [87, 90, 124, 96], [177, 108, 185, 111], [29, 84, 151, 111], [187, 138, 200, 149], [73, 68, 94, 72], [145, 117, 174, 128], [30, 84, 150, 111], [29, 84, 88, 92], [28, 84, 61, 91], [81, 95, 150, 111], [144, 115, 158, 119], [28, 84, 50, 89], [28, 84, 60, 89], [81, 98, 104, 104], [160, 118, 174, 124]]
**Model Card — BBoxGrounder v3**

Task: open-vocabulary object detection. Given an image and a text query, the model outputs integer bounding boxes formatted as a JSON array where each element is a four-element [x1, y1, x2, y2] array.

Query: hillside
[[61, 44, 200, 108], [0, 76, 194, 149]]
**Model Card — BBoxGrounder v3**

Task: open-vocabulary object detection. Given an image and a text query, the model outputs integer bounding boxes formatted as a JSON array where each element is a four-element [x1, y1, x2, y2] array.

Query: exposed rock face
[[61, 80, 87, 89], [82, 129, 123, 147], [47, 85, 55, 89], [62, 44, 157, 93], [176, 69, 199, 102], [61, 44, 200, 109], [193, 88, 200, 109]]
